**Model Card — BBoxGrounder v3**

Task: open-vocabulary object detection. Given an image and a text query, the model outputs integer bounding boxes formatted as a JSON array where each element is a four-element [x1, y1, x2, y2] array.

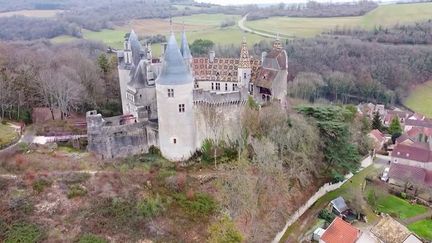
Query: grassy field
[[245, 2, 432, 38], [0, 123, 19, 148], [0, 9, 63, 18], [172, 14, 240, 26], [375, 195, 428, 220], [404, 80, 432, 118], [50, 13, 268, 57], [408, 219, 432, 240]]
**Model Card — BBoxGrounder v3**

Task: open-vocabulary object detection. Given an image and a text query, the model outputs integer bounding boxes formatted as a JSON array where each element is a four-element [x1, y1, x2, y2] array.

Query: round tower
[[156, 33, 196, 161]]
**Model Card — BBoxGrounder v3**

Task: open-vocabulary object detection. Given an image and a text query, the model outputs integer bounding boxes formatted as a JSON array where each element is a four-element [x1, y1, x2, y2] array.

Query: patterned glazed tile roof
[[321, 217, 360, 243], [192, 57, 260, 82]]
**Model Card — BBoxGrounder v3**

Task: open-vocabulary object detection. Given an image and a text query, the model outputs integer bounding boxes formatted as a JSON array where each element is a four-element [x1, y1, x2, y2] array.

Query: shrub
[[1, 120, 7, 125], [4, 222, 43, 243], [318, 209, 336, 224], [17, 143, 29, 152], [67, 185, 88, 199], [136, 194, 166, 218], [61, 172, 91, 185], [78, 233, 107, 243], [9, 196, 34, 215], [174, 192, 217, 217], [208, 215, 243, 243], [148, 145, 161, 155], [32, 178, 52, 193]]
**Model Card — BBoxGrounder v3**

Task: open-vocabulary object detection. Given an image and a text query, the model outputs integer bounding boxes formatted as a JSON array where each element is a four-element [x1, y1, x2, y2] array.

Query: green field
[[50, 3, 432, 55], [0, 123, 19, 148], [245, 2, 432, 38], [375, 195, 428, 219], [408, 219, 432, 240], [404, 81, 432, 118], [173, 14, 240, 26]]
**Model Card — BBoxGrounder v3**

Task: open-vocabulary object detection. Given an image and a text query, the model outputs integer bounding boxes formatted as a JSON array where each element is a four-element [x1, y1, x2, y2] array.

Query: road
[[238, 14, 280, 39]]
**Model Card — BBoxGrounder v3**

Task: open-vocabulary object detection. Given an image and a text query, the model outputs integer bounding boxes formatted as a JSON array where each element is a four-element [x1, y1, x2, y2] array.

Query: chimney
[[209, 50, 215, 63], [261, 51, 267, 63]]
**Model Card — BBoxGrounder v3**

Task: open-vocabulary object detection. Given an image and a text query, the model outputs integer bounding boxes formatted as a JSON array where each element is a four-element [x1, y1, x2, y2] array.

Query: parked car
[[381, 167, 390, 182]]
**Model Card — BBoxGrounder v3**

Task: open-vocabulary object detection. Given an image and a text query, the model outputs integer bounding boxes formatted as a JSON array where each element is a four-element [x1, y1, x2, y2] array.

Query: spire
[[128, 29, 144, 66], [156, 33, 193, 86], [238, 37, 251, 69], [273, 33, 283, 50], [180, 30, 193, 60]]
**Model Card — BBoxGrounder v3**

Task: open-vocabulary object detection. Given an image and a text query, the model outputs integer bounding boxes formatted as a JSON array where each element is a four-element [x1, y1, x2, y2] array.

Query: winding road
[[238, 14, 280, 39]]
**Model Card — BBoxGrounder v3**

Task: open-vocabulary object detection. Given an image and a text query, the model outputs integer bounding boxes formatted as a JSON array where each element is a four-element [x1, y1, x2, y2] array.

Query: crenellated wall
[[86, 110, 158, 159]]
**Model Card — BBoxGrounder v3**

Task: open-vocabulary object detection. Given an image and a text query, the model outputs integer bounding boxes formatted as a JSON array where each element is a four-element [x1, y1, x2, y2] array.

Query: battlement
[[193, 89, 247, 105], [86, 111, 158, 159]]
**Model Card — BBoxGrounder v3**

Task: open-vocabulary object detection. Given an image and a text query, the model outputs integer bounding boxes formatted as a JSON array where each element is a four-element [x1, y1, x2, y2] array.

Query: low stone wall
[[272, 155, 372, 243]]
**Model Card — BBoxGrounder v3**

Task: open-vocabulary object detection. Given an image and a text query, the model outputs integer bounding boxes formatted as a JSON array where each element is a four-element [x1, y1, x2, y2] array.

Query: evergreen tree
[[389, 117, 402, 137], [97, 54, 109, 73], [371, 112, 382, 131]]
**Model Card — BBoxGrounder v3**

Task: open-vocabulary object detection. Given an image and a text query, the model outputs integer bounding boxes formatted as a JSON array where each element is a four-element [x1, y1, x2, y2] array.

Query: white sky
[[197, 0, 393, 5]]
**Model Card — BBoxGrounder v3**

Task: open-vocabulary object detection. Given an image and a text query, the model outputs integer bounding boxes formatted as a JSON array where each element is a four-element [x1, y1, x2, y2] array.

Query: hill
[[245, 3, 432, 38]]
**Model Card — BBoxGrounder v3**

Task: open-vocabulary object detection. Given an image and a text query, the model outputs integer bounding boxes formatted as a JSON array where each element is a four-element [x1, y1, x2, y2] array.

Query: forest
[[0, 40, 120, 122]]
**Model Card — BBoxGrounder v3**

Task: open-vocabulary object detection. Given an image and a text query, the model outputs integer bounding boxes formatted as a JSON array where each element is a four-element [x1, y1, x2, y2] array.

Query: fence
[[272, 155, 372, 243]]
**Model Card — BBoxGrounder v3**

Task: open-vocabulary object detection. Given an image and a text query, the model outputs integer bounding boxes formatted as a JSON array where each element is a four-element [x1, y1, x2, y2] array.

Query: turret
[[180, 30, 193, 66], [124, 33, 132, 65], [155, 32, 196, 161], [237, 37, 252, 91]]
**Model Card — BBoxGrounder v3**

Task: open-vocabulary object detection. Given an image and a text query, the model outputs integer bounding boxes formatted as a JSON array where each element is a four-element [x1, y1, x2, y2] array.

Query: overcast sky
[[197, 0, 392, 5]]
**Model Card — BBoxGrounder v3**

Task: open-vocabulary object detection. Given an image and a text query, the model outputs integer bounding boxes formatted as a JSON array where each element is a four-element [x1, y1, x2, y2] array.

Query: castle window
[[211, 82, 214, 90], [173, 138, 177, 144], [195, 82, 199, 88], [225, 83, 228, 91], [179, 104, 185, 113], [232, 83, 237, 91], [168, 89, 174, 97], [216, 83, 220, 90], [243, 73, 247, 79]]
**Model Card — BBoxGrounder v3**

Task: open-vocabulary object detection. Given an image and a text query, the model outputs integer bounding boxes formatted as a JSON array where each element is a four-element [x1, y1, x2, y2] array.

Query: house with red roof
[[320, 217, 361, 243]]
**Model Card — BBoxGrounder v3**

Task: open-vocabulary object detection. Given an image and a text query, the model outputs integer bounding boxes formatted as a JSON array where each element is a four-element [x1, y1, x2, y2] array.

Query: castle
[[87, 29, 288, 161]]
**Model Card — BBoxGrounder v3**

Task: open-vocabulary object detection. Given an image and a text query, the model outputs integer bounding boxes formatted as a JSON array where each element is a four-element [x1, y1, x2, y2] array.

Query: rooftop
[[320, 217, 360, 243]]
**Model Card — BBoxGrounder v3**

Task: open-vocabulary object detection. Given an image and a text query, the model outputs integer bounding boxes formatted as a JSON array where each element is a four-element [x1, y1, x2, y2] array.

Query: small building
[[330, 196, 349, 216], [368, 129, 386, 151], [320, 217, 361, 243], [371, 215, 422, 243]]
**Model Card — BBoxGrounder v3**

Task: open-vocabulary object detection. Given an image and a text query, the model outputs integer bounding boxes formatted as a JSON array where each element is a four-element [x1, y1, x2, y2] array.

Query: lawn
[[404, 80, 432, 118], [408, 219, 432, 240], [0, 9, 63, 18], [375, 195, 428, 219], [245, 2, 432, 38], [0, 123, 19, 149], [82, 29, 127, 50]]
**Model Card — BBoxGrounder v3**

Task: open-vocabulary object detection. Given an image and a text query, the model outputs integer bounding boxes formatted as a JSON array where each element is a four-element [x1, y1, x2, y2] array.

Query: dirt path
[[403, 210, 432, 225], [238, 14, 279, 39]]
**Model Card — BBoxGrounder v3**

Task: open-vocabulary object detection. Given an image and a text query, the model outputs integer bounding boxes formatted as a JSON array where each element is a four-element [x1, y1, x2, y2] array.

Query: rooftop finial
[[170, 18, 173, 33]]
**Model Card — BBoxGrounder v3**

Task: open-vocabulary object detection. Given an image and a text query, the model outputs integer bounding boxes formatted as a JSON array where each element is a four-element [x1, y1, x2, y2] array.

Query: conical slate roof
[[129, 30, 144, 66], [156, 33, 193, 85], [180, 31, 192, 60], [128, 60, 147, 89]]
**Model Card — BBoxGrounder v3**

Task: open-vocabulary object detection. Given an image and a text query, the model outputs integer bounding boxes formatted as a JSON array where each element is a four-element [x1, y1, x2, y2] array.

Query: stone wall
[[86, 110, 158, 159]]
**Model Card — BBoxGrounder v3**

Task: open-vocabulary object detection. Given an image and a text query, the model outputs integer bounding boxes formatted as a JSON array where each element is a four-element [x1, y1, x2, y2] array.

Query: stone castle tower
[[156, 33, 196, 161]]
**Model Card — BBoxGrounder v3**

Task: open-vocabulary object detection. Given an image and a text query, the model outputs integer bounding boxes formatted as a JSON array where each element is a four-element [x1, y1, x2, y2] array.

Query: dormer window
[[168, 89, 174, 97]]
